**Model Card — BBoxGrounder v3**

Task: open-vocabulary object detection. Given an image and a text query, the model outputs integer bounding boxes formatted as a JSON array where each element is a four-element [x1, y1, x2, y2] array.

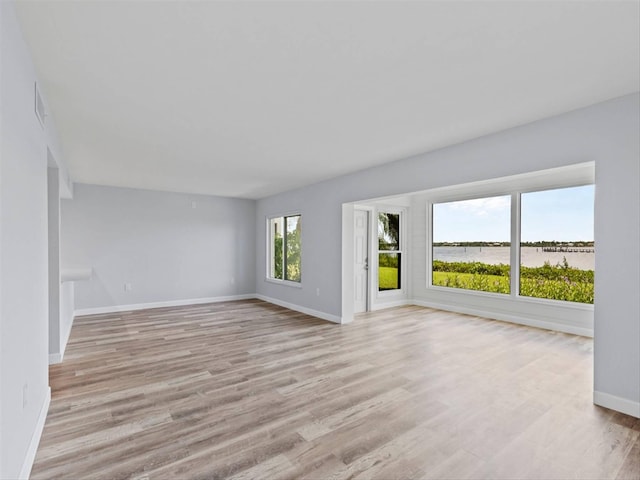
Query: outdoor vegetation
[[379, 256, 401, 290], [378, 212, 401, 291], [432, 258, 594, 303], [271, 215, 301, 282]]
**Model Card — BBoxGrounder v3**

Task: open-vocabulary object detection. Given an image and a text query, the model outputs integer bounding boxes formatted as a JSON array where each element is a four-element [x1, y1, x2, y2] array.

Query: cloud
[[446, 196, 510, 217]]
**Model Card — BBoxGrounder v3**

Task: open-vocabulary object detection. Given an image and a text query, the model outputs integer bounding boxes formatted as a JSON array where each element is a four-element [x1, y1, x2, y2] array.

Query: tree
[[378, 213, 400, 250], [285, 218, 301, 282], [274, 234, 283, 279]]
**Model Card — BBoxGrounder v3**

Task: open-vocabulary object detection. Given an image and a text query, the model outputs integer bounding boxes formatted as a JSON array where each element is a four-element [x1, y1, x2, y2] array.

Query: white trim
[[73, 294, 343, 326], [594, 390, 640, 418], [421, 162, 595, 203], [266, 212, 302, 284], [48, 353, 62, 364], [255, 294, 342, 324], [74, 294, 256, 316], [426, 283, 595, 311], [59, 310, 73, 360], [510, 192, 521, 297], [19, 387, 51, 480], [370, 299, 412, 311], [412, 299, 593, 337], [49, 312, 75, 364], [263, 278, 303, 288], [341, 204, 356, 324], [374, 206, 409, 305]]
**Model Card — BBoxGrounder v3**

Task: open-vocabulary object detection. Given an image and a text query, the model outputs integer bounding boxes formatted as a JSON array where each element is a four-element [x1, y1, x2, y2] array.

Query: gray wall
[[61, 184, 256, 310], [0, 2, 59, 477], [256, 94, 640, 411], [47, 167, 61, 358]]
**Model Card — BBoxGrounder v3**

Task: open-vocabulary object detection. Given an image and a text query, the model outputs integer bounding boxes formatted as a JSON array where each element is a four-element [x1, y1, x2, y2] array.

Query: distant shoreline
[[433, 241, 594, 247]]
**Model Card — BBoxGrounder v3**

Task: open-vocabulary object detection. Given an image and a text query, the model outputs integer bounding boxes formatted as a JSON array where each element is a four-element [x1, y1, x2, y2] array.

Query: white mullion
[[510, 193, 521, 297], [282, 216, 287, 281]]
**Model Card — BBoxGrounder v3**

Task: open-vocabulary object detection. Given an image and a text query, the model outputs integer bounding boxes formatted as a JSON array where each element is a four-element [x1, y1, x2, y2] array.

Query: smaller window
[[268, 214, 302, 283], [378, 212, 402, 291]]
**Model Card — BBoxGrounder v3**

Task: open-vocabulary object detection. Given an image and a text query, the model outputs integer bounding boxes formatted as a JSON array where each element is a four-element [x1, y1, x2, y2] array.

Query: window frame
[[426, 165, 594, 309], [376, 207, 407, 297], [266, 212, 303, 288]]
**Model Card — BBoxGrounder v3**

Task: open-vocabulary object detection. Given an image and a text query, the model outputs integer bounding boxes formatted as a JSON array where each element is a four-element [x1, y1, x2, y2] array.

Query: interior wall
[[593, 97, 640, 415], [0, 1, 55, 477], [61, 184, 257, 311], [47, 167, 61, 360], [256, 93, 640, 415]]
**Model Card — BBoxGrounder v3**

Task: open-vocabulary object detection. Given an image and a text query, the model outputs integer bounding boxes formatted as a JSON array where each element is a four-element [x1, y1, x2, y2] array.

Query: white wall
[[61, 184, 256, 312], [256, 93, 640, 417], [0, 1, 60, 477], [47, 167, 62, 361], [593, 96, 640, 417]]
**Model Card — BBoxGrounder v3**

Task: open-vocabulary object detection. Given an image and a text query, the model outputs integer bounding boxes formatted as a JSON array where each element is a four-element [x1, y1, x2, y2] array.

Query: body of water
[[433, 246, 595, 270]]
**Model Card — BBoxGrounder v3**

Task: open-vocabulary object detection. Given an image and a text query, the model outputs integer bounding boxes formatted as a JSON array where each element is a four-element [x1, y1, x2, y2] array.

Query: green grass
[[379, 267, 399, 290], [431, 260, 594, 304], [379, 260, 594, 303], [433, 271, 510, 294]]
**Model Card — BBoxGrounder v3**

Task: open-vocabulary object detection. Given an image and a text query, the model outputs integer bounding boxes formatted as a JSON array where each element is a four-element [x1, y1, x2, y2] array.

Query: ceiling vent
[[34, 82, 45, 128]]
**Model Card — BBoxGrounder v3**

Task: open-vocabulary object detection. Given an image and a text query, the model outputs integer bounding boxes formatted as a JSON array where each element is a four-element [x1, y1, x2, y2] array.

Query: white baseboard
[[594, 390, 640, 418], [255, 294, 342, 324], [74, 293, 341, 326], [411, 299, 593, 337], [19, 387, 51, 479], [74, 294, 256, 317], [49, 318, 74, 365], [370, 299, 412, 311], [48, 353, 62, 364]]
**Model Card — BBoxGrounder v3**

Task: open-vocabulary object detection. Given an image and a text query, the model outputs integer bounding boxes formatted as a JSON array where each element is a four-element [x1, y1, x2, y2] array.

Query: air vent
[[34, 82, 45, 128]]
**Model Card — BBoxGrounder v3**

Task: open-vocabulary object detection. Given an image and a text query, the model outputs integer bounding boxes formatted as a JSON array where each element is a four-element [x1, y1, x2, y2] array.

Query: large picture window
[[520, 185, 594, 303], [430, 183, 594, 304], [268, 214, 301, 283], [378, 212, 402, 291], [432, 195, 511, 294]]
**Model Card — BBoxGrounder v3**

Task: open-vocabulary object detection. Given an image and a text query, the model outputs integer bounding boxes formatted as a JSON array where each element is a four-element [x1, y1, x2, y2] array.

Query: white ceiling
[[16, 1, 640, 199]]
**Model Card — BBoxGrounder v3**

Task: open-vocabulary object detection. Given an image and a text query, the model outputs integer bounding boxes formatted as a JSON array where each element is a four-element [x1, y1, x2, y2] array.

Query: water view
[[433, 246, 595, 270], [431, 185, 595, 303]]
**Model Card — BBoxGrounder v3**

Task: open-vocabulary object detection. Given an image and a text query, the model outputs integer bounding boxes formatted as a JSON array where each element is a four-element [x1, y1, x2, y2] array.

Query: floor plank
[[31, 300, 640, 479]]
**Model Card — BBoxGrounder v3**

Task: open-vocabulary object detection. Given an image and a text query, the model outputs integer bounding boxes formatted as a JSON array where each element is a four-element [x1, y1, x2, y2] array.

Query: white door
[[354, 210, 369, 313]]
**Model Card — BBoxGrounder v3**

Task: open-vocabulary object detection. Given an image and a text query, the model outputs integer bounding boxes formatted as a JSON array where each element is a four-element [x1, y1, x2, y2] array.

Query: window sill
[[377, 289, 406, 298], [427, 284, 593, 310], [264, 278, 303, 289]]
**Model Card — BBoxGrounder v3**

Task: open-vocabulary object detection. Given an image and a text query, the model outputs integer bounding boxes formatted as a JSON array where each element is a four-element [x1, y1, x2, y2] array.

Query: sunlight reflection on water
[[433, 247, 594, 270]]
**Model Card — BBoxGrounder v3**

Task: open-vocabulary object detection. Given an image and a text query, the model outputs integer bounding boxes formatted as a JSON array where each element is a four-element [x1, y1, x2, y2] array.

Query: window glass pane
[[520, 185, 594, 303], [285, 215, 301, 282], [378, 213, 400, 251], [270, 217, 283, 280], [379, 253, 401, 291], [432, 195, 511, 294]]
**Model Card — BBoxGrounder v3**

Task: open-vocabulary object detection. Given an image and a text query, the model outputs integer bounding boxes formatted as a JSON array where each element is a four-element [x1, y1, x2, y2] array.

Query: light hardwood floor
[[32, 300, 639, 479]]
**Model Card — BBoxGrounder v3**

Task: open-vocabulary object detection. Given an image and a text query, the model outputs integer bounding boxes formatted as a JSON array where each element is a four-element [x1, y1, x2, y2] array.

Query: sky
[[433, 185, 595, 242]]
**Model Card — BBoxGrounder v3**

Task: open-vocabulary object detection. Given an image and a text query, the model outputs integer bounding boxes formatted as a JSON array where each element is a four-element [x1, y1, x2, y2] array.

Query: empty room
[[1, 1, 639, 479]]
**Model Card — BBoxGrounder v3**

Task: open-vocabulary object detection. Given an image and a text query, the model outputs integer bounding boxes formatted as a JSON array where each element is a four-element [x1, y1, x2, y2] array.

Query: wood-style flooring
[[32, 300, 639, 479]]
